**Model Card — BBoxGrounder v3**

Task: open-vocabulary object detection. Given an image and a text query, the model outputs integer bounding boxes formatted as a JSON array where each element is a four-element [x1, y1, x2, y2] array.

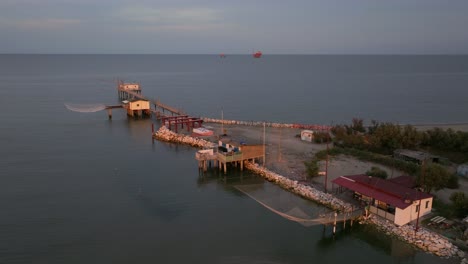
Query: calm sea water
[[0, 55, 465, 264]]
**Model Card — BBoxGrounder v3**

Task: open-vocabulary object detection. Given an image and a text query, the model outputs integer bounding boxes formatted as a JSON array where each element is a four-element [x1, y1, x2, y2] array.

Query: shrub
[[304, 159, 320, 178], [449, 192, 468, 218], [445, 174, 459, 189], [365, 166, 388, 179]]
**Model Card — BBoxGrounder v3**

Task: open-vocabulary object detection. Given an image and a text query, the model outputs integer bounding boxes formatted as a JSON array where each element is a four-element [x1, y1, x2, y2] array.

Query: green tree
[[304, 159, 320, 178], [313, 131, 331, 144], [449, 192, 468, 218], [351, 118, 365, 133], [369, 122, 403, 153], [365, 166, 388, 179], [445, 174, 459, 189], [418, 163, 451, 193], [401, 125, 422, 149]]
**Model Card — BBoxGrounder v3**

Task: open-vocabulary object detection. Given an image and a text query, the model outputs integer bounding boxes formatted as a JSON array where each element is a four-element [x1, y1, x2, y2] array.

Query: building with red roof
[[332, 174, 433, 226]]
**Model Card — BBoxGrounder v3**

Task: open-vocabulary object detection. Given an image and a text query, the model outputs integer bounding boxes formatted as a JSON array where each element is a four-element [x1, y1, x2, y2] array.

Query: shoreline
[[202, 117, 468, 132], [153, 125, 463, 259]]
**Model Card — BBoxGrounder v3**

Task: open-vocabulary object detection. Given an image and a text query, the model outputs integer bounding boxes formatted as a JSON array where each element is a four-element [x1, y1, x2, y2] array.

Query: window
[[415, 204, 420, 213], [425, 200, 430, 209], [377, 200, 388, 210]]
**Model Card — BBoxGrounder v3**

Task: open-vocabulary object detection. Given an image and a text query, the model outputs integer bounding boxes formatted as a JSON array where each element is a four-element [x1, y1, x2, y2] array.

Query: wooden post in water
[[107, 108, 112, 119], [343, 211, 346, 229], [333, 212, 337, 235], [151, 123, 155, 144]]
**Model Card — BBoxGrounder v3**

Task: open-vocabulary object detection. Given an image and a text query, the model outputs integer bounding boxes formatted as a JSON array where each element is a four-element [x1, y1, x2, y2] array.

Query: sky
[[1, 0, 468, 54]]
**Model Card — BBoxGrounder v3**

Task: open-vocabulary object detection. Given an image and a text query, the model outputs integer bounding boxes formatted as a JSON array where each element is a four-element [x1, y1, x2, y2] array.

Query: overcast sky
[[1, 0, 468, 54]]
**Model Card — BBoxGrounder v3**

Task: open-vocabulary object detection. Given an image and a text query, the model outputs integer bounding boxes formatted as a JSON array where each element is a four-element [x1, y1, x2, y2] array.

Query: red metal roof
[[332, 174, 432, 209], [388, 175, 416, 189]]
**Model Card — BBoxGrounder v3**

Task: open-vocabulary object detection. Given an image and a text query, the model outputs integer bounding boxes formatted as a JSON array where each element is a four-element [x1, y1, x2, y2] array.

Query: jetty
[[111, 81, 205, 131], [117, 80, 185, 116], [102, 80, 462, 259], [153, 126, 265, 174]]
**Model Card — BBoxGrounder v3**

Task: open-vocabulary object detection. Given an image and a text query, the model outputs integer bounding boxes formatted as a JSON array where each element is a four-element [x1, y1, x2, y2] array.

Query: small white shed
[[301, 130, 314, 142]]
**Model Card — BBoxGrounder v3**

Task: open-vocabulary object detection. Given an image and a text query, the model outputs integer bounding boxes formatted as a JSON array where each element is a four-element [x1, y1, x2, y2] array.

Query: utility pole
[[278, 127, 282, 162], [263, 122, 266, 167], [415, 159, 425, 233], [325, 130, 329, 193], [221, 108, 224, 135]]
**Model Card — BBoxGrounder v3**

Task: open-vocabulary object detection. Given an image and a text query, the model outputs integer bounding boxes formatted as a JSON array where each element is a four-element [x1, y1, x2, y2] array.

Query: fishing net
[[234, 184, 332, 227], [64, 103, 106, 113]]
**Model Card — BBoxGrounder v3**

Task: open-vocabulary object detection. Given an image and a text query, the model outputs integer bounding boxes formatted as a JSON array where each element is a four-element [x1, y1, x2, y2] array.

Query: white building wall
[[394, 197, 433, 226], [129, 100, 149, 110]]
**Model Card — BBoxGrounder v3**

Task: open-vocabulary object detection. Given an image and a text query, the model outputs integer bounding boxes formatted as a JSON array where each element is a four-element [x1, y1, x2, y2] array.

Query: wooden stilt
[[343, 213, 346, 229], [333, 212, 337, 235]]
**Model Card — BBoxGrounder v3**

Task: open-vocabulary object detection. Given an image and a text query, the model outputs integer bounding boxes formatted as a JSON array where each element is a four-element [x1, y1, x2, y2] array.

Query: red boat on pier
[[253, 51, 262, 58]]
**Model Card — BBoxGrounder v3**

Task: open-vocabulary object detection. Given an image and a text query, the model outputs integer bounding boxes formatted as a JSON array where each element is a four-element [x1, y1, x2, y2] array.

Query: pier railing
[[217, 152, 243, 163]]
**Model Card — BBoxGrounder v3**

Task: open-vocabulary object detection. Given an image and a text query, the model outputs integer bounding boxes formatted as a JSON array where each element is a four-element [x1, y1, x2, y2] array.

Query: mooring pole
[[343, 212, 346, 229], [333, 212, 337, 235]]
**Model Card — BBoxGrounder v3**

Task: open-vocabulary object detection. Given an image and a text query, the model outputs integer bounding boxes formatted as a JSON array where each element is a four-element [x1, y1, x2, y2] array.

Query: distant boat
[[219, 53, 226, 58], [193, 127, 214, 136], [253, 51, 262, 58]]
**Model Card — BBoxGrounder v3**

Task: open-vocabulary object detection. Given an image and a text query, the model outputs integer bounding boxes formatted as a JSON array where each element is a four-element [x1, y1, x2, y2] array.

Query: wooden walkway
[[118, 88, 185, 116], [315, 209, 363, 225]]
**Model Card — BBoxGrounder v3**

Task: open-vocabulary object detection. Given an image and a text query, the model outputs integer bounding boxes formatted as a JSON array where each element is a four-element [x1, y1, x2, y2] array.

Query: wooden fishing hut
[[117, 81, 141, 100], [196, 136, 264, 174], [122, 99, 151, 118]]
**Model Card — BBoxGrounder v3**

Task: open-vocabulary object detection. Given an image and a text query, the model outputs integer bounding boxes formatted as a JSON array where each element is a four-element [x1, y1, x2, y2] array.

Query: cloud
[[116, 6, 224, 32], [1, 18, 81, 31]]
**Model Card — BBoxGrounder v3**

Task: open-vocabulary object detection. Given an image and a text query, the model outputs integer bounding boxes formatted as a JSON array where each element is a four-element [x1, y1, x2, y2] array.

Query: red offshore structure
[[253, 51, 262, 58]]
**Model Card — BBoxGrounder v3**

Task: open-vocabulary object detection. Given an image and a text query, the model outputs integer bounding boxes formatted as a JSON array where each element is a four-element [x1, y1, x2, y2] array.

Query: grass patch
[[431, 197, 455, 219]]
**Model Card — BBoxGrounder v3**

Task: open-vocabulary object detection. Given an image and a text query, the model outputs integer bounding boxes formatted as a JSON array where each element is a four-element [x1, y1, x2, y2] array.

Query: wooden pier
[[161, 115, 204, 133], [105, 104, 123, 119], [196, 144, 265, 174], [117, 81, 184, 116]]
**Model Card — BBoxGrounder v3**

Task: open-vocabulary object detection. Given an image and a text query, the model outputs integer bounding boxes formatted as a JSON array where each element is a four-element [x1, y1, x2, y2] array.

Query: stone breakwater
[[245, 160, 463, 259], [154, 125, 463, 259], [363, 215, 462, 258], [202, 117, 331, 130], [153, 126, 215, 148], [244, 162, 353, 212]]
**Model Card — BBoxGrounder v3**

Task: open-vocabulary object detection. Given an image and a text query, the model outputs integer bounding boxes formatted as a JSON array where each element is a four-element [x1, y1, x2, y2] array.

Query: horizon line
[[1, 53, 468, 56]]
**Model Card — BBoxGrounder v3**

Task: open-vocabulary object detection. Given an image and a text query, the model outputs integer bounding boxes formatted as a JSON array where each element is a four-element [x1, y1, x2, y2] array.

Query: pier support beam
[[333, 212, 337, 235]]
